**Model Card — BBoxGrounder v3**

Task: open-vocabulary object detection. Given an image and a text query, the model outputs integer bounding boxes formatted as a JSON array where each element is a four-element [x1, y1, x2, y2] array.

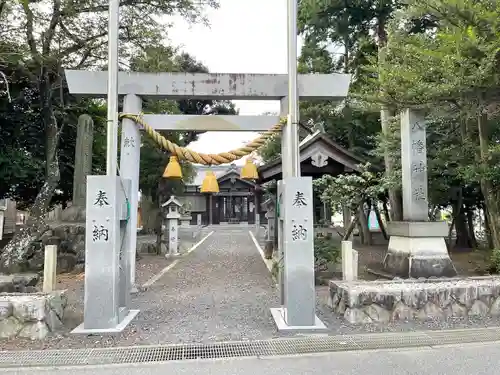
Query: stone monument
[[270, 176, 326, 330], [383, 109, 457, 278], [61, 114, 94, 222], [72, 175, 138, 334]]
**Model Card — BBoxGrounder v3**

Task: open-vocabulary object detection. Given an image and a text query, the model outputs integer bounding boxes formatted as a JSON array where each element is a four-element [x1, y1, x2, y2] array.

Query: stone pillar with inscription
[[72, 175, 139, 334], [383, 109, 457, 278], [73, 114, 94, 207], [270, 177, 326, 330], [277, 98, 288, 308], [120, 94, 142, 293], [60, 114, 94, 222]]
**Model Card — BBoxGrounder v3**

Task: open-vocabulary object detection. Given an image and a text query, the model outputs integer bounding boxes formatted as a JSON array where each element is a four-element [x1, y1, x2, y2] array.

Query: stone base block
[[72, 309, 139, 335], [387, 221, 448, 238], [328, 277, 500, 324], [384, 222, 457, 278], [270, 307, 327, 333], [0, 290, 67, 340]]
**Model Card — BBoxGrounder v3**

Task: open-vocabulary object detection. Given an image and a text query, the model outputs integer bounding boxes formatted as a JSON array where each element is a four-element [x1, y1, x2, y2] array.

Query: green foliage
[[489, 249, 500, 274], [314, 235, 341, 272], [0, 41, 108, 208], [259, 133, 282, 164], [314, 163, 384, 212], [0, 0, 219, 210]]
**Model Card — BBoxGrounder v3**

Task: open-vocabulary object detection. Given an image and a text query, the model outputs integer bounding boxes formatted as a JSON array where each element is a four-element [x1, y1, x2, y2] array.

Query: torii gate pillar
[[65, 69, 351, 334]]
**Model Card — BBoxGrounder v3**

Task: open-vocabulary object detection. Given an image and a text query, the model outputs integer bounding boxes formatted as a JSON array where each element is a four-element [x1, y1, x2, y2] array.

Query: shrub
[[314, 235, 340, 273], [489, 249, 500, 273]]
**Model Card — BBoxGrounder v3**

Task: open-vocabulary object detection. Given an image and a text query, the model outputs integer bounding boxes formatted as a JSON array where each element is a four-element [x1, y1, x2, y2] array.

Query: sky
[[164, 0, 303, 162]]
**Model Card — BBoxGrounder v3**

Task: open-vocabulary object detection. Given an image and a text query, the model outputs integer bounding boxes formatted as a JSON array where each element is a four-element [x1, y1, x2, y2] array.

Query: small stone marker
[[352, 249, 358, 280], [401, 109, 428, 221], [341, 241, 357, 281], [43, 245, 57, 292]]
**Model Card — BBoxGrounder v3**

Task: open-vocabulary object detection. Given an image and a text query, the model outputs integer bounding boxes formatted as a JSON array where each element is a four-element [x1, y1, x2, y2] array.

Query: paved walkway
[[131, 229, 280, 343]]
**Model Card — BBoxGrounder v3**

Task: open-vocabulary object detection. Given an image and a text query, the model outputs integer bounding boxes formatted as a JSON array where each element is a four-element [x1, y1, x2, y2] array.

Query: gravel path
[[1, 230, 280, 350], [130, 229, 280, 344], [3, 228, 500, 351]]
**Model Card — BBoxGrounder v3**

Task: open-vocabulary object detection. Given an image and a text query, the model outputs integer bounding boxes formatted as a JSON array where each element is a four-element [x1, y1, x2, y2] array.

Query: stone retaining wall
[[21, 223, 201, 273], [328, 277, 500, 324], [0, 290, 67, 339], [24, 223, 85, 273]]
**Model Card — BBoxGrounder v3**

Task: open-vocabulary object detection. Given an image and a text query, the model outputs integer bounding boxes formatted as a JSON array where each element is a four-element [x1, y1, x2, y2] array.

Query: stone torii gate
[[65, 69, 351, 333]]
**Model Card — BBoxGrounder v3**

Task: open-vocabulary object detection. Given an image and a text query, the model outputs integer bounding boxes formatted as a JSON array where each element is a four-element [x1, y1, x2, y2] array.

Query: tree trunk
[[466, 208, 478, 249], [484, 205, 494, 249], [382, 199, 391, 223], [155, 209, 163, 255], [0, 76, 60, 273], [453, 189, 472, 249], [378, 16, 403, 222], [374, 204, 388, 240], [477, 112, 500, 249], [342, 204, 351, 235], [455, 209, 471, 249], [141, 195, 158, 234], [380, 108, 403, 221], [342, 216, 359, 240], [358, 204, 372, 245]]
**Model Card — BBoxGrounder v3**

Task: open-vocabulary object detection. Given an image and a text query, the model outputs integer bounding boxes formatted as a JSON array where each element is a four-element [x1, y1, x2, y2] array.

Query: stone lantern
[[161, 195, 182, 257], [263, 198, 276, 259]]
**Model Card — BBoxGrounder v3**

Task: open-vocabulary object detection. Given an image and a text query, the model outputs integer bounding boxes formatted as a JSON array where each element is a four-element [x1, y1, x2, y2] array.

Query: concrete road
[[3, 342, 500, 375]]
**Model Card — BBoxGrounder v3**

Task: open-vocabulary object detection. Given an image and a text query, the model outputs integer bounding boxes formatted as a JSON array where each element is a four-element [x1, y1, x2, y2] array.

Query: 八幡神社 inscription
[[412, 186, 426, 201], [412, 140, 425, 154], [411, 161, 426, 174], [412, 121, 425, 132]]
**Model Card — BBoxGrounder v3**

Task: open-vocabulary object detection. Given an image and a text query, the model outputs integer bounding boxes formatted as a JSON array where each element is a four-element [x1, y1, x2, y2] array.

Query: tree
[[0, 41, 107, 209], [371, 0, 500, 248], [314, 163, 386, 243], [0, 0, 219, 271]]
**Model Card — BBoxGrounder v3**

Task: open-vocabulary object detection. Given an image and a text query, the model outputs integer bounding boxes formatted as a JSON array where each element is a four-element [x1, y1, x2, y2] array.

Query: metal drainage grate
[[1, 327, 500, 368]]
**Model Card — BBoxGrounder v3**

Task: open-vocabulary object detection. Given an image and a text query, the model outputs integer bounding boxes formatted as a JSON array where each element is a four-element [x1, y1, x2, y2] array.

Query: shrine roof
[[187, 163, 255, 187], [258, 130, 370, 182]]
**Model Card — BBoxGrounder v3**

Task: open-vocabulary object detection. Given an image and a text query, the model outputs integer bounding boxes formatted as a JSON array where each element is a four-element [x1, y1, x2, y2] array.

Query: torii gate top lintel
[[65, 70, 351, 101]]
